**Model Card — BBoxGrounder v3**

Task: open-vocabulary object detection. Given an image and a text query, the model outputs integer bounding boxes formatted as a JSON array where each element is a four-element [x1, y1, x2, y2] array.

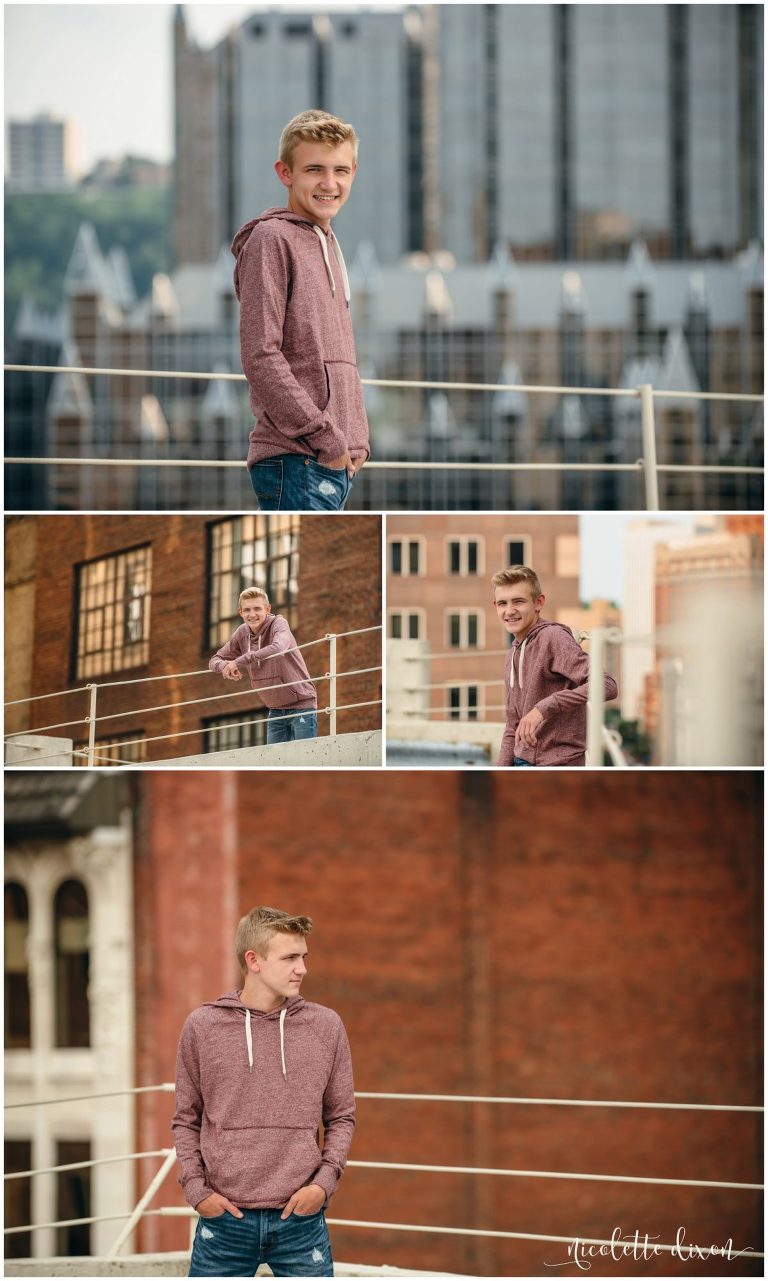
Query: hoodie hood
[[205, 990, 305, 1079], [508, 618, 556, 691], [232, 208, 350, 304]]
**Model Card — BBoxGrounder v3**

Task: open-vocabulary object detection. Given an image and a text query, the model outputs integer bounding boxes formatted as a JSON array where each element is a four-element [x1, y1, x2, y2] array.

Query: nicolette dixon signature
[[543, 1226, 758, 1271]]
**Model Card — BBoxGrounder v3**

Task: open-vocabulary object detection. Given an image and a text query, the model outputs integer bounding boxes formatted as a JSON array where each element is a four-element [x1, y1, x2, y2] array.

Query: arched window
[[54, 880, 90, 1048], [4, 883, 31, 1049]]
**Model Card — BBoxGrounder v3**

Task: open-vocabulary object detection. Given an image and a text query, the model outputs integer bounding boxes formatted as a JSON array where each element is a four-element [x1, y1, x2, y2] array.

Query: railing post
[[638, 383, 660, 511], [108, 1147, 177, 1257], [586, 628, 622, 767], [327, 634, 337, 735], [86, 684, 98, 767]]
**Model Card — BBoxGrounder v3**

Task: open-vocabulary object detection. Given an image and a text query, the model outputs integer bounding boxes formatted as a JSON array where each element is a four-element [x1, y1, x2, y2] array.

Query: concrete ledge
[[387, 739, 490, 766], [5, 735, 74, 766], [152, 730, 382, 768], [5, 1256, 453, 1277]]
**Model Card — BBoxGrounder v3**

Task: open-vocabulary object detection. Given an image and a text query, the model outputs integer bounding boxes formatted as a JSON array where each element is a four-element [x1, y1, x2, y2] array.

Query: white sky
[[579, 513, 694, 604], [5, 2, 398, 172]]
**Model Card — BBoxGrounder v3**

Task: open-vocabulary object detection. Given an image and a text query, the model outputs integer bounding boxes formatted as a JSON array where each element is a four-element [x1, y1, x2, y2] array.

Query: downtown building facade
[[5, 218, 763, 514], [173, 4, 763, 267], [4, 514, 381, 764]]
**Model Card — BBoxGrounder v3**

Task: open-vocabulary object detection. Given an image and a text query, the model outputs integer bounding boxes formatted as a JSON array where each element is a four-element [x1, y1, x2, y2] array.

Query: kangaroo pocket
[[250, 669, 314, 708], [323, 361, 368, 453], [205, 1125, 322, 1206]]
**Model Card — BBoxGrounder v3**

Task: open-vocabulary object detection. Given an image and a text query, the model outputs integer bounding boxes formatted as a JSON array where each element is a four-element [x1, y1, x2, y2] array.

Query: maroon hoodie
[[172, 992, 355, 1210], [209, 614, 317, 710], [497, 619, 618, 767], [232, 208, 370, 470]]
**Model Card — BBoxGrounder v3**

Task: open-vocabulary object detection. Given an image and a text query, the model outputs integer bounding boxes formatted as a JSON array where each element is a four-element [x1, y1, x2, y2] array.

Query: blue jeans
[[189, 1207, 333, 1277], [250, 454, 352, 511], [267, 708, 318, 745], [513, 757, 536, 767]]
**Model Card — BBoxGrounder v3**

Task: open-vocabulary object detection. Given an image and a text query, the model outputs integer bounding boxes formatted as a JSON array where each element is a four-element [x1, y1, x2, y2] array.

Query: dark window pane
[[389, 614, 402, 640], [449, 688, 460, 720], [467, 542, 478, 574], [203, 711, 268, 753], [449, 615, 461, 647], [507, 540, 526, 566], [407, 614, 420, 640], [408, 541, 420, 574], [75, 547, 151, 679], [5, 1140, 32, 1258], [467, 686, 478, 720], [56, 1141, 91, 1256], [54, 881, 90, 1049], [449, 542, 461, 574], [4, 883, 30, 1049], [467, 614, 479, 647], [390, 542, 402, 575]]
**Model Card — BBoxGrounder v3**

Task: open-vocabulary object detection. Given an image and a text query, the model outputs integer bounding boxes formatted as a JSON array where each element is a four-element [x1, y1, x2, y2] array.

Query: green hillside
[[5, 187, 171, 336]]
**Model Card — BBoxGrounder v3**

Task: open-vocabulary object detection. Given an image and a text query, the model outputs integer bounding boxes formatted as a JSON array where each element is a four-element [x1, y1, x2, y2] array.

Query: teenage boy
[[492, 565, 618, 767], [173, 907, 355, 1278], [209, 587, 318, 744], [232, 109, 370, 512]]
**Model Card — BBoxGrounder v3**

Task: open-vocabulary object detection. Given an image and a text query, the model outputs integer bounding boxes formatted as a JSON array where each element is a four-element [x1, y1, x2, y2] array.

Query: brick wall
[[134, 771, 762, 1275], [20, 514, 381, 761], [387, 515, 580, 722]]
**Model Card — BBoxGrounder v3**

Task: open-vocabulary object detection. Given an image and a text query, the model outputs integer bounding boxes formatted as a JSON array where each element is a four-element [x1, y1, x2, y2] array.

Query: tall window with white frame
[[54, 880, 90, 1049], [389, 538, 423, 576], [4, 883, 31, 1050]]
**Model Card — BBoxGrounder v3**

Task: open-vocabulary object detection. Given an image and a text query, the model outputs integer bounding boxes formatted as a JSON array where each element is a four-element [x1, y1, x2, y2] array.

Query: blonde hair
[[238, 586, 269, 608], [235, 906, 313, 972], [279, 109, 359, 167], [491, 565, 543, 600]]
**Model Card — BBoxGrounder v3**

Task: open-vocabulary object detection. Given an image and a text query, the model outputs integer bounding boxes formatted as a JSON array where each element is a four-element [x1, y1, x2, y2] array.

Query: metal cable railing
[[5, 1083, 762, 1260], [5, 625, 381, 765], [5, 366, 764, 512], [387, 628, 624, 763]]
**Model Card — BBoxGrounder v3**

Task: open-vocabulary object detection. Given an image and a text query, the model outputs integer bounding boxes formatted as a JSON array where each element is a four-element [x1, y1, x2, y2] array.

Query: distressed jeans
[[266, 709, 318, 745], [250, 454, 353, 512], [189, 1207, 333, 1277]]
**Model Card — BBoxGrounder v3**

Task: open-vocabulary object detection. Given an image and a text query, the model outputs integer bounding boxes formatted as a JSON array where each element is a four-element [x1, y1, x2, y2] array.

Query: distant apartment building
[[386, 514, 580, 725], [645, 518, 764, 764], [556, 598, 622, 687], [621, 518, 695, 722], [6, 113, 75, 192], [5, 217, 763, 514], [172, 4, 763, 267], [3, 514, 382, 763]]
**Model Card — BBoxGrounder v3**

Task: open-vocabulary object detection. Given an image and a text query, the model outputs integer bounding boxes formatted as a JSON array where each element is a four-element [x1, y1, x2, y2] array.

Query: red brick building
[[5, 514, 382, 762], [129, 770, 762, 1277], [386, 515, 580, 723]]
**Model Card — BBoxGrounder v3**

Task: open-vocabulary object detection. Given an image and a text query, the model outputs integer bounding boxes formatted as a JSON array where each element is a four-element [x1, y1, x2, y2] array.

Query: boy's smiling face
[[275, 140, 357, 230], [239, 597, 271, 634]]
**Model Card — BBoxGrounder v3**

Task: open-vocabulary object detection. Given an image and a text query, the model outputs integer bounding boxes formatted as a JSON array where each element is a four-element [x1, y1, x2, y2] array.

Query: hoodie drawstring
[[279, 1007, 287, 1080], [245, 1010, 253, 1073], [244, 1006, 287, 1079], [313, 225, 351, 305], [510, 637, 528, 692]]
